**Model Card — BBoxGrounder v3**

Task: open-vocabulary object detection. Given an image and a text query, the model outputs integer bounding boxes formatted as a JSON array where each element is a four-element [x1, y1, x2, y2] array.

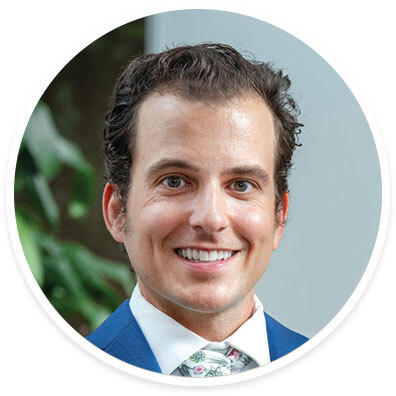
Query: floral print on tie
[[179, 346, 253, 377]]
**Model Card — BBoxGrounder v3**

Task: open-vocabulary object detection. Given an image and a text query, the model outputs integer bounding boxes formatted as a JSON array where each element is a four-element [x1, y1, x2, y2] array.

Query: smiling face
[[104, 92, 288, 319]]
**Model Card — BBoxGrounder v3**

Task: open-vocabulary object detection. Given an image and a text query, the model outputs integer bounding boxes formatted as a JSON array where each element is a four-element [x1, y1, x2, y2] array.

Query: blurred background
[[15, 18, 144, 336], [14, 10, 382, 339]]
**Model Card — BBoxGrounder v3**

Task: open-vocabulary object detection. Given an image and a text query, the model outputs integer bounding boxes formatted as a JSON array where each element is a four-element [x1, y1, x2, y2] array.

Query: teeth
[[208, 251, 217, 261], [177, 249, 234, 262], [199, 250, 209, 261], [187, 248, 192, 259]]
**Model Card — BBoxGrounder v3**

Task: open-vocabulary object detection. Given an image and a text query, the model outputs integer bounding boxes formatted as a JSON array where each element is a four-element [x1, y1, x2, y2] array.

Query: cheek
[[135, 201, 186, 245], [233, 206, 276, 247]]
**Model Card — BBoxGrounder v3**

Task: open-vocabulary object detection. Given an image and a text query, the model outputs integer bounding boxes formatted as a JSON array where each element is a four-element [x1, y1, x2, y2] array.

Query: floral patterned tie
[[178, 344, 253, 377]]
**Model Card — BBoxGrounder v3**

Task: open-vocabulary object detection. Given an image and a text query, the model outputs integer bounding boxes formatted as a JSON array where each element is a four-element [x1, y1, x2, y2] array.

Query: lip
[[175, 249, 239, 273], [176, 246, 236, 252]]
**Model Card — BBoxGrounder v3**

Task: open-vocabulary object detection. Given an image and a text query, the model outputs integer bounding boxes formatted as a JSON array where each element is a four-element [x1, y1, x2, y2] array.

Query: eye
[[231, 180, 253, 192], [162, 176, 186, 188]]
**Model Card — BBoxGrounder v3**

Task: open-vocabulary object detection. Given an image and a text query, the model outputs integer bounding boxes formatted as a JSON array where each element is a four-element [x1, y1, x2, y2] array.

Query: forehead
[[134, 92, 276, 174]]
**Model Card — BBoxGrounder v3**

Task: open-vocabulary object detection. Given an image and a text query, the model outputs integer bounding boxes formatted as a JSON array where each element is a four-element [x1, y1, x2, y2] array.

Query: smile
[[175, 248, 236, 263]]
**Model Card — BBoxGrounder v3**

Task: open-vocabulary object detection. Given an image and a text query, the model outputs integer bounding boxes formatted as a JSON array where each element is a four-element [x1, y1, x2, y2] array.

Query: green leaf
[[54, 255, 89, 300], [68, 165, 95, 219], [87, 255, 135, 297], [23, 102, 62, 181], [39, 235, 87, 300], [39, 236, 130, 328], [55, 134, 90, 171], [22, 101, 96, 219], [62, 241, 134, 296], [45, 252, 107, 330], [53, 127, 96, 219], [15, 211, 44, 286], [62, 243, 120, 306], [23, 172, 59, 228], [55, 133, 96, 213]]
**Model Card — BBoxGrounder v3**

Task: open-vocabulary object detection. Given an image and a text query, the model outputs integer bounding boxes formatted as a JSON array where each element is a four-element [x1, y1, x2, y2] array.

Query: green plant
[[15, 102, 134, 333]]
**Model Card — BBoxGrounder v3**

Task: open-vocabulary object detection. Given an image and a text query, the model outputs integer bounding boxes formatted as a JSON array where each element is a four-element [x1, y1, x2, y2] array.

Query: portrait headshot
[[13, 9, 382, 382], [87, 42, 307, 376]]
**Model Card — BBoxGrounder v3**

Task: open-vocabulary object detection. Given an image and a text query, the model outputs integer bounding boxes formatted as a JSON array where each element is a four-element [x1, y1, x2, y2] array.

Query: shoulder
[[264, 312, 309, 361], [86, 300, 161, 372], [86, 300, 134, 349]]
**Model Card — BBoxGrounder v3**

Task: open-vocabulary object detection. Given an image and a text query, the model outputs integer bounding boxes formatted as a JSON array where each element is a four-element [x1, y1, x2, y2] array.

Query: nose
[[189, 181, 228, 234]]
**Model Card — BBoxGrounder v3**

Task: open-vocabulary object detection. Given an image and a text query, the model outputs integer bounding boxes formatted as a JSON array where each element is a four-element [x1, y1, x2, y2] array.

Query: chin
[[174, 287, 242, 315]]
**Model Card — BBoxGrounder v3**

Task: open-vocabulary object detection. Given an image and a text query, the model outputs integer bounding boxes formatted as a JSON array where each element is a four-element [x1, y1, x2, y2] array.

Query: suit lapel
[[264, 311, 308, 361], [105, 317, 161, 372], [87, 300, 161, 373]]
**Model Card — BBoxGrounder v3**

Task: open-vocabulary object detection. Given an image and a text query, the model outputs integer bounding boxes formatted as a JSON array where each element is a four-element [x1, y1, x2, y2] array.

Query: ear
[[272, 192, 289, 251], [102, 183, 126, 243]]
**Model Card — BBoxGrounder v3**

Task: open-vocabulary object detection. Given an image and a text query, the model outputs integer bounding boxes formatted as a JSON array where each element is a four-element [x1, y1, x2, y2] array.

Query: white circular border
[[5, 6, 390, 387]]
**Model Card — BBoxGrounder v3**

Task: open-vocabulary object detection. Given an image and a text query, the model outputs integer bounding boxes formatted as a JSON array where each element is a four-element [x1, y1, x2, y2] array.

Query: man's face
[[107, 92, 287, 316]]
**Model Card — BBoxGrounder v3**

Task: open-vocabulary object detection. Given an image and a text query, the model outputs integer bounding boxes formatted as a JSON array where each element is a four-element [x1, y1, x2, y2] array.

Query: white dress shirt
[[129, 283, 271, 375]]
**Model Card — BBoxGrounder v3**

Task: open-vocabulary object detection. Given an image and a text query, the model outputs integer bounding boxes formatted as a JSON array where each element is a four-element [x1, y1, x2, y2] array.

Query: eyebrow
[[146, 159, 200, 181], [145, 158, 270, 185], [223, 165, 270, 185]]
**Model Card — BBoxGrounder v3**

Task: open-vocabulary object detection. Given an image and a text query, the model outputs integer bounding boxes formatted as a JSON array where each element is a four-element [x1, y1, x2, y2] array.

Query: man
[[87, 43, 307, 377]]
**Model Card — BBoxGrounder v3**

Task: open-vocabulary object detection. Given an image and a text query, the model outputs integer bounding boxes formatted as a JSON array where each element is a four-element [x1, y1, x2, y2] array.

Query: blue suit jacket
[[87, 300, 308, 373]]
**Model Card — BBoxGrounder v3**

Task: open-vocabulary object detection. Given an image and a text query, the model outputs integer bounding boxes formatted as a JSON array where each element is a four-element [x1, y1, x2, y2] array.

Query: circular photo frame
[[8, 9, 387, 386]]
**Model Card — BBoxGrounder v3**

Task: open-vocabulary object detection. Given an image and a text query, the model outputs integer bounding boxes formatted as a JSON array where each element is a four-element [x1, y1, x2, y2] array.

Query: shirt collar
[[129, 283, 270, 374], [225, 296, 270, 366]]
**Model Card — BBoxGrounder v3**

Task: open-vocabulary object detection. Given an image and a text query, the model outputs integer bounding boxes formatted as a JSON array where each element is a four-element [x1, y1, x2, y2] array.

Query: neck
[[138, 281, 256, 342]]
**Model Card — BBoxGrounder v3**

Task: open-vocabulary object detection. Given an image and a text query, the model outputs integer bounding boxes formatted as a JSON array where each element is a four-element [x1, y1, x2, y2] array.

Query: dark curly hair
[[104, 43, 302, 211]]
